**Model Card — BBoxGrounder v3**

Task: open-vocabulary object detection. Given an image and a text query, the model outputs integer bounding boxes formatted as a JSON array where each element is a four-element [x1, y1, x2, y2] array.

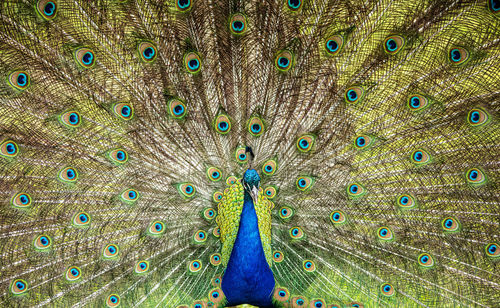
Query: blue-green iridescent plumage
[[0, 0, 499, 307]]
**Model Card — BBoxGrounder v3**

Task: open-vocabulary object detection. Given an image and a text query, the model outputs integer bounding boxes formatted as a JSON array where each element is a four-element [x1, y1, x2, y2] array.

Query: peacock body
[[0, 0, 499, 307]]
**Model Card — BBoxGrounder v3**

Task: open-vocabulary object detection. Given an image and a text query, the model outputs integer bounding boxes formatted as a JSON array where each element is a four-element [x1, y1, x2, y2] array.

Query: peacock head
[[243, 169, 260, 190]]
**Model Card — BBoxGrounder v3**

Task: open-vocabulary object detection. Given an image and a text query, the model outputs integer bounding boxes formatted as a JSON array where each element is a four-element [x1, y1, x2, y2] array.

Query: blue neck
[[221, 191, 275, 306]]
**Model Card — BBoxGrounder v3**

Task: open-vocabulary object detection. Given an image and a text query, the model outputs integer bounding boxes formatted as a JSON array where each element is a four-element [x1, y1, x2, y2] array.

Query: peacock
[[0, 0, 499, 307]]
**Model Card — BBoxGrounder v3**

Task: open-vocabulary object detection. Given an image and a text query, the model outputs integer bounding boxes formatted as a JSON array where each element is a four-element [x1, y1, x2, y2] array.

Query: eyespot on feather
[[214, 114, 231, 134], [449, 47, 469, 65], [8, 71, 30, 91], [135, 260, 149, 274], [202, 207, 217, 221], [396, 194, 416, 209], [296, 176, 314, 191], [291, 296, 308, 307], [275, 50, 294, 72], [310, 299, 326, 308], [418, 253, 434, 268], [264, 186, 277, 199], [229, 13, 248, 35], [347, 183, 366, 198], [303, 260, 316, 272], [73, 212, 91, 227], [58, 167, 78, 183], [59, 111, 81, 128], [208, 288, 224, 303], [262, 159, 277, 176], [287, 0, 303, 11], [212, 191, 223, 203], [410, 149, 431, 165], [273, 287, 289, 301], [273, 250, 284, 263], [235, 147, 248, 164], [188, 260, 203, 273], [465, 168, 487, 186], [175, 0, 192, 12], [74, 48, 95, 68], [11, 192, 32, 209], [193, 230, 207, 244], [344, 86, 364, 104], [467, 108, 490, 126], [112, 102, 134, 120], [168, 98, 187, 119], [289, 226, 304, 240], [178, 183, 196, 198], [66, 266, 82, 281], [102, 244, 119, 259], [325, 35, 343, 56], [380, 283, 395, 297], [407, 94, 429, 112], [10, 279, 28, 295], [138, 41, 157, 62], [279, 206, 294, 220], [107, 149, 128, 165], [120, 188, 139, 204], [297, 134, 315, 152], [485, 243, 500, 258], [0, 140, 19, 158], [441, 217, 460, 232], [148, 221, 166, 236], [383, 35, 405, 55], [36, 0, 57, 20], [184, 52, 202, 74], [33, 234, 52, 251], [210, 253, 221, 266], [248, 116, 264, 137], [207, 167, 222, 182], [330, 210, 346, 225], [377, 226, 394, 240], [106, 294, 120, 307]]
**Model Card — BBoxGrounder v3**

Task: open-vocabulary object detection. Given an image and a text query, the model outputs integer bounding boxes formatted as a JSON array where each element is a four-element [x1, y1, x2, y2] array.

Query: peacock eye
[[148, 221, 166, 236], [418, 253, 434, 267], [397, 194, 416, 208], [264, 186, 277, 199], [287, 0, 302, 11], [178, 183, 196, 198], [465, 168, 486, 186], [229, 13, 248, 35], [59, 167, 78, 183], [207, 167, 222, 182], [113, 102, 134, 120], [168, 98, 187, 119], [383, 35, 405, 55], [107, 149, 128, 165], [347, 183, 366, 198], [325, 35, 343, 56], [248, 116, 265, 136], [485, 243, 499, 258], [410, 149, 431, 165], [441, 217, 460, 232], [11, 192, 32, 209], [297, 134, 315, 152], [66, 266, 82, 281], [262, 159, 277, 176], [176, 0, 191, 11], [215, 114, 231, 134], [449, 47, 469, 65], [194, 230, 207, 243], [8, 71, 30, 91], [210, 253, 221, 266], [135, 260, 149, 274], [106, 294, 120, 307], [407, 94, 429, 112], [345, 86, 364, 104], [273, 250, 284, 263], [74, 48, 95, 68], [34, 234, 52, 251], [138, 42, 157, 62], [380, 283, 395, 296], [275, 50, 294, 72], [296, 176, 313, 191], [184, 52, 202, 73], [1, 140, 19, 158], [377, 226, 393, 240], [289, 226, 304, 240], [330, 210, 346, 225], [354, 135, 373, 150], [279, 206, 293, 220], [488, 0, 500, 13], [37, 0, 57, 20], [188, 260, 202, 273], [103, 244, 119, 259], [11, 279, 28, 295], [203, 207, 217, 221], [467, 108, 489, 126]]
